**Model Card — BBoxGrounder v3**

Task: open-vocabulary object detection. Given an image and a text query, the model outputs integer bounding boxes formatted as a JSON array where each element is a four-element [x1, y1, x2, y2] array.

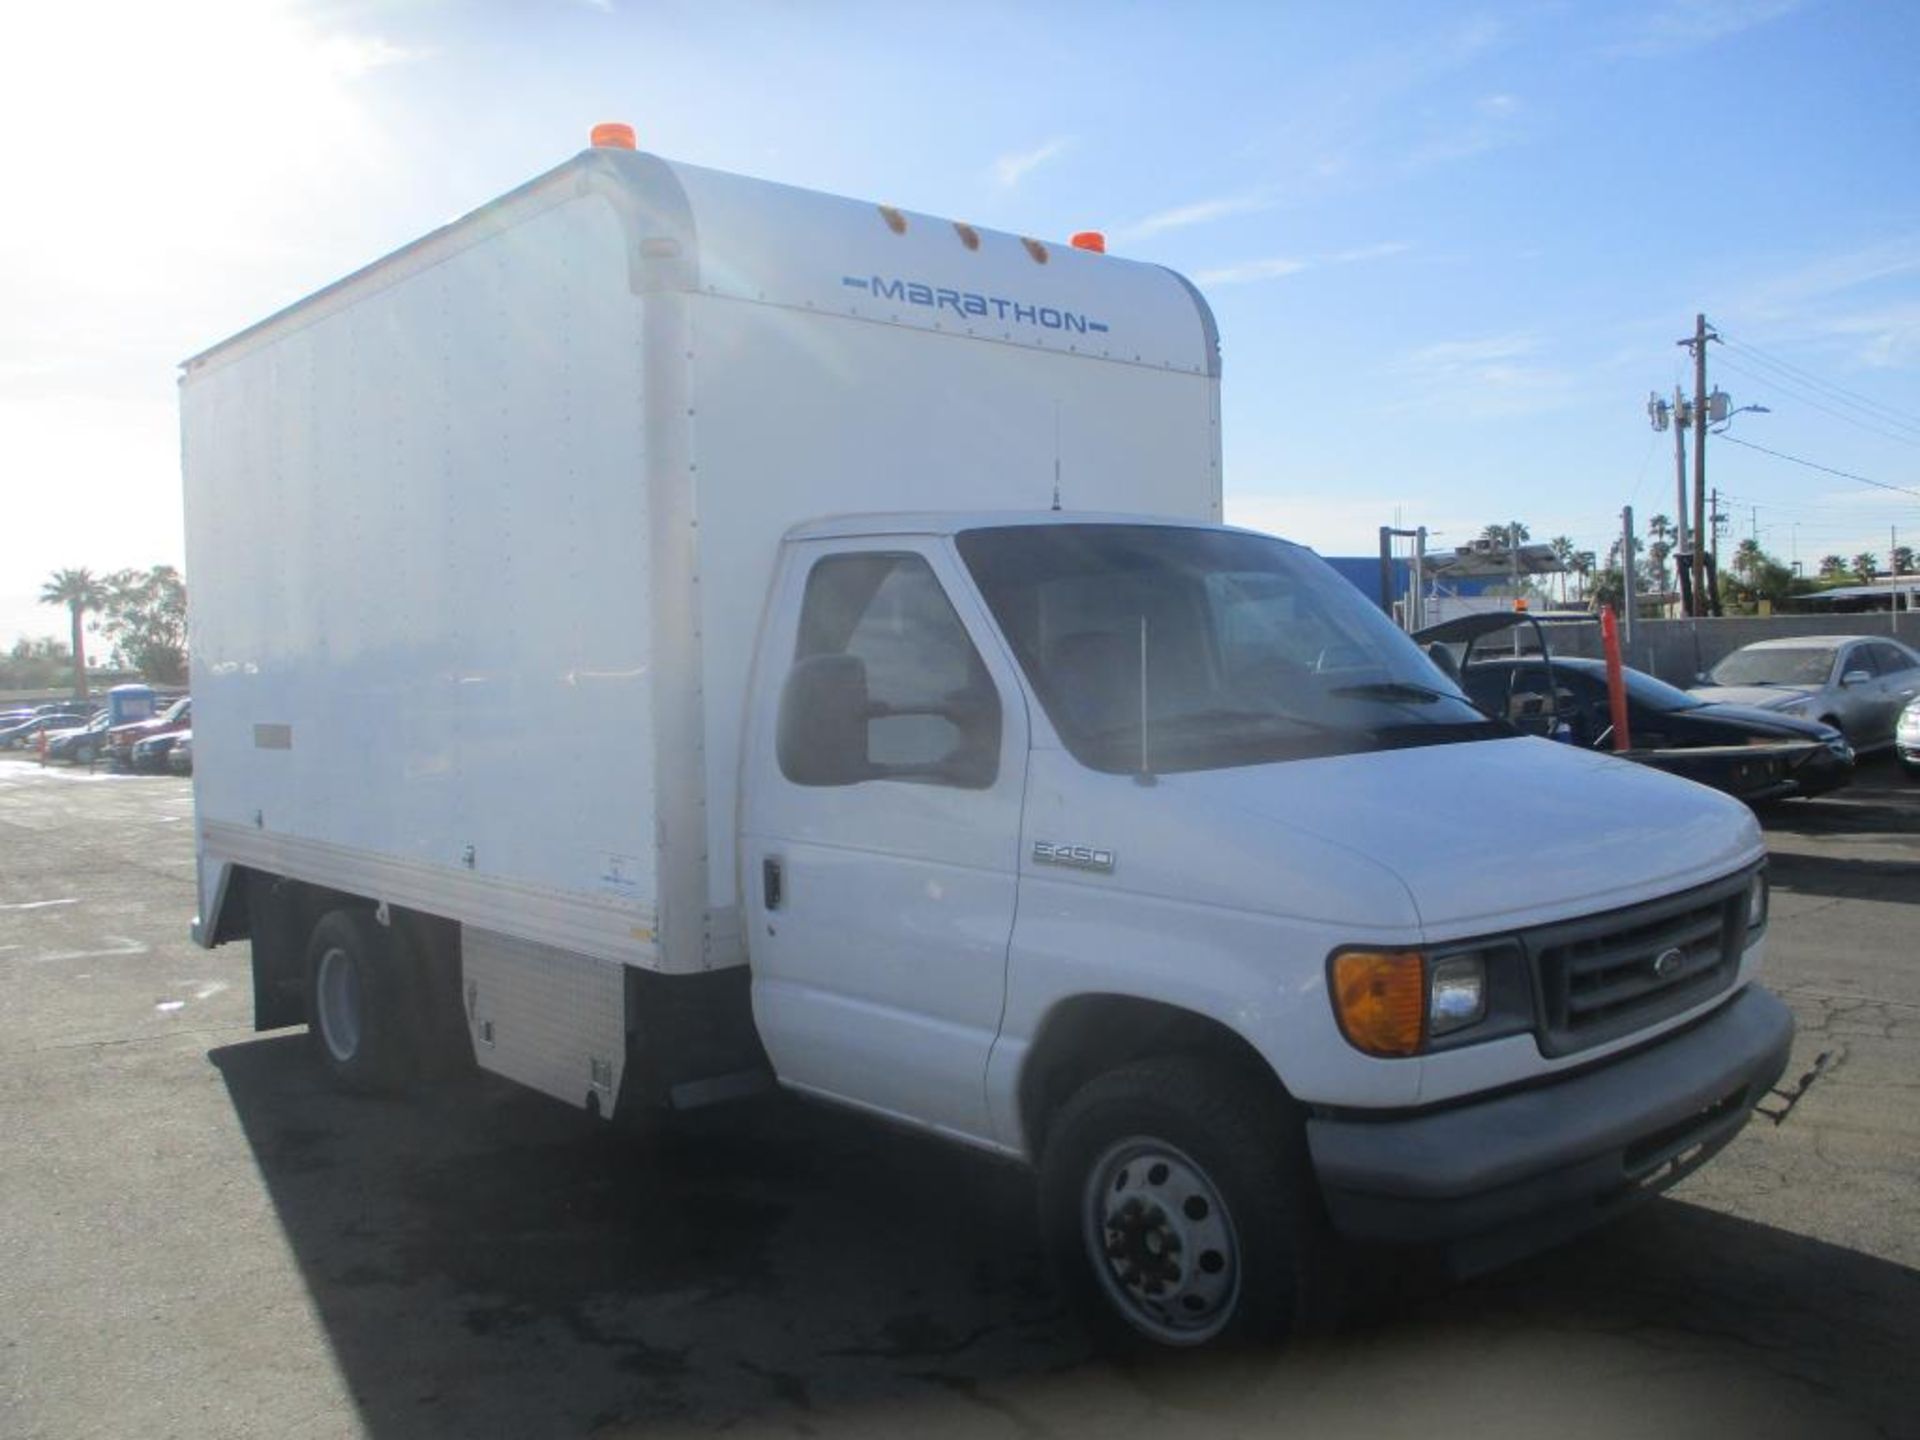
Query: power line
[[1712, 352, 1920, 448], [1716, 433, 1920, 501], [1721, 332, 1920, 434]]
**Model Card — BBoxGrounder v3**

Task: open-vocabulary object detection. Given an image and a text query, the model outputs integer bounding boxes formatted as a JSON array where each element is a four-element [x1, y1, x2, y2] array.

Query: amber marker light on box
[[1330, 950, 1426, 1057], [590, 122, 637, 150]]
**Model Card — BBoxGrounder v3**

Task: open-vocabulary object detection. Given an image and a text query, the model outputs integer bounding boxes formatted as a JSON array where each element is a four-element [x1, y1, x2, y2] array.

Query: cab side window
[[781, 553, 1000, 788]]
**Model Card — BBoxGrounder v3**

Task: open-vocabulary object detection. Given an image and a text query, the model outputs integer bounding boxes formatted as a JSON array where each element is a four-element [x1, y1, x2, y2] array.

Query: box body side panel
[[183, 193, 663, 963]]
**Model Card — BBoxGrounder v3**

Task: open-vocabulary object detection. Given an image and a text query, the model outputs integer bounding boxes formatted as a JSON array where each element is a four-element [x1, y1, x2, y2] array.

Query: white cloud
[[1606, 0, 1802, 57], [1815, 303, 1920, 369], [0, 0, 423, 620], [1390, 333, 1576, 417], [990, 136, 1073, 188], [1195, 241, 1407, 289], [1328, 241, 1412, 265], [1409, 92, 1525, 167], [1729, 237, 1920, 369], [1122, 192, 1271, 240], [1194, 256, 1309, 287]]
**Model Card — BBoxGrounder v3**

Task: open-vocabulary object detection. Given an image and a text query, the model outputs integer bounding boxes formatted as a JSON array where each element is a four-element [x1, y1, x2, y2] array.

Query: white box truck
[[183, 129, 1792, 1350]]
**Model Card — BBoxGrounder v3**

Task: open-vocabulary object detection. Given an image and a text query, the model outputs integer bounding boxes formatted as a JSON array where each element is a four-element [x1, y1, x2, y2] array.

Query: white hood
[[1689, 684, 1811, 711], [1158, 736, 1764, 937]]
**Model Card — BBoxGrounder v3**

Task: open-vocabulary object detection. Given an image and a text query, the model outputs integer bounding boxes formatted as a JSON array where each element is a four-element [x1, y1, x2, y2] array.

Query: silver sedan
[[1690, 635, 1920, 752]]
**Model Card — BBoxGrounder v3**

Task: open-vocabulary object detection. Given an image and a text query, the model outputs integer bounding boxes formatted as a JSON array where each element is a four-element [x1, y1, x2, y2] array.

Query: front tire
[[1038, 1056, 1337, 1351], [303, 908, 408, 1091]]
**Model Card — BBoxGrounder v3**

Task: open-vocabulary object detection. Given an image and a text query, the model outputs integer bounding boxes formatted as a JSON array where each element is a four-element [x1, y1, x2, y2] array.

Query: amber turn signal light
[[1330, 950, 1425, 1057]]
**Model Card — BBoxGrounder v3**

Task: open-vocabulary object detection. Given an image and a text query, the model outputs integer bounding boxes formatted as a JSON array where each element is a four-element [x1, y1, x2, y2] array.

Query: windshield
[[957, 524, 1507, 774], [1710, 646, 1837, 687], [1605, 664, 1706, 711]]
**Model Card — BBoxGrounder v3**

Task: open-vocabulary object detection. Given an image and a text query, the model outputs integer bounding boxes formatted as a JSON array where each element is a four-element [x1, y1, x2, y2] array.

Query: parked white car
[[1897, 698, 1919, 780], [1691, 635, 1920, 753]]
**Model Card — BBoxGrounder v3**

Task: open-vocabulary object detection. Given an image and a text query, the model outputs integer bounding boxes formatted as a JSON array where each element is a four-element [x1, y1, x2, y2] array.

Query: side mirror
[[777, 654, 876, 786], [1841, 669, 1873, 687]]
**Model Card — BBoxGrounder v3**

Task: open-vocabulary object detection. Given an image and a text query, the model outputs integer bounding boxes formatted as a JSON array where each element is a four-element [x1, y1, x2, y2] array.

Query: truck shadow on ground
[[211, 1035, 1920, 1440], [210, 1034, 1081, 1438]]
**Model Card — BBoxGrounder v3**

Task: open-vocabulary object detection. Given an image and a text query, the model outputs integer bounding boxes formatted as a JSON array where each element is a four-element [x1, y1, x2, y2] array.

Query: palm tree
[[1647, 540, 1672, 601], [1648, 514, 1673, 547], [38, 568, 107, 699], [1548, 535, 1575, 603], [1572, 550, 1595, 604], [1851, 552, 1878, 583], [1818, 554, 1848, 580], [1733, 538, 1763, 579], [1481, 521, 1531, 549]]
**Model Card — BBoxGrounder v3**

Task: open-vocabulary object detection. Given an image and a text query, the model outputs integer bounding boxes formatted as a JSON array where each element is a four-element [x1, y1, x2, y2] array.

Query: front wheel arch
[[1017, 993, 1287, 1159]]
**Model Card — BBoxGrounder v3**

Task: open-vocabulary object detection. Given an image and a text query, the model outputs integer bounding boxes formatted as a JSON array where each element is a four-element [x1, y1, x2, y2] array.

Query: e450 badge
[[1032, 841, 1115, 874]]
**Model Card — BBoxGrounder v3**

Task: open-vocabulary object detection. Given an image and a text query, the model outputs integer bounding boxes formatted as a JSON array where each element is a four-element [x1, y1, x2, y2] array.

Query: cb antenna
[[1051, 401, 1062, 511], [1135, 614, 1157, 786]]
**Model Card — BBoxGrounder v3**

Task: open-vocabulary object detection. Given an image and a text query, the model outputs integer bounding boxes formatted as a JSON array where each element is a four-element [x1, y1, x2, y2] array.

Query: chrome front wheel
[[1084, 1137, 1242, 1345]]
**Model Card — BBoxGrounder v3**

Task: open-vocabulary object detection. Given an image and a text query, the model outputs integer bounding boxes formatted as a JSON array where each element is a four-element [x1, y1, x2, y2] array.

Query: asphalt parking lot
[[1, 753, 1915, 1440]]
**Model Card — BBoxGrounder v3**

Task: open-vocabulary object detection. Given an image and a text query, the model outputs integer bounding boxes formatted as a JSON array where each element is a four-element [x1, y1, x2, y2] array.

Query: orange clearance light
[[1331, 950, 1426, 1057], [1513, 596, 1529, 612], [1070, 230, 1107, 254], [590, 122, 637, 150]]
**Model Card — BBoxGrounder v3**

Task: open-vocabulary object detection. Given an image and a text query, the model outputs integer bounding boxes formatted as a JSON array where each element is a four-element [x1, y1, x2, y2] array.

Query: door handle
[[763, 856, 784, 911]]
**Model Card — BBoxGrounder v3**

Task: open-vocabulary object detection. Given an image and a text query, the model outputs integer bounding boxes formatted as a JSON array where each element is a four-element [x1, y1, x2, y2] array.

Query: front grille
[[1527, 870, 1753, 1057]]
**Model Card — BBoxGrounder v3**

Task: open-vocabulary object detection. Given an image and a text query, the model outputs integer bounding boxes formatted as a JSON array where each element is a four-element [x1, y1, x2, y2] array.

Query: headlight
[[1746, 871, 1768, 931], [1429, 953, 1488, 1035], [1329, 948, 1495, 1056]]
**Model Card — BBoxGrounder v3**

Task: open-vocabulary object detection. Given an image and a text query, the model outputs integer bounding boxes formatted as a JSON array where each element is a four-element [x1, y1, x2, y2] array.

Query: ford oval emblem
[[1652, 947, 1685, 980]]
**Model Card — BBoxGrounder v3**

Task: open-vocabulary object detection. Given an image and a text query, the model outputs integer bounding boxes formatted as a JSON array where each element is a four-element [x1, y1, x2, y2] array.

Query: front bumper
[[1307, 985, 1793, 1275]]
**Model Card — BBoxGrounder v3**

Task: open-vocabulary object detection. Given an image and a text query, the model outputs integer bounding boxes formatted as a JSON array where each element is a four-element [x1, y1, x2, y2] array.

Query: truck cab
[[740, 512, 1789, 1344]]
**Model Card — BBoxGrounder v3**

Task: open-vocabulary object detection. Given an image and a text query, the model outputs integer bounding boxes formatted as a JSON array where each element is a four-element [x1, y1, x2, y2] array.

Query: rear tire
[[303, 908, 409, 1092], [1038, 1055, 1339, 1352]]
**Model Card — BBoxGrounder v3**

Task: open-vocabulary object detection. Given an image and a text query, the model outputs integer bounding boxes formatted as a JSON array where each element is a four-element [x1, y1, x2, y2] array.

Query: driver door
[[740, 537, 1027, 1142]]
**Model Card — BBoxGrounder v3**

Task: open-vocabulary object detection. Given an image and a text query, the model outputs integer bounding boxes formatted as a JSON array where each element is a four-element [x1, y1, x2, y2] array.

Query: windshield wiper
[[1086, 707, 1343, 740], [1328, 681, 1449, 704]]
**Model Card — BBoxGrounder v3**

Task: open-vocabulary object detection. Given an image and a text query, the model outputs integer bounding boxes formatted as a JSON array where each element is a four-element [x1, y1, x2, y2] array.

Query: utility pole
[[1672, 385, 1691, 579], [1709, 486, 1726, 616], [1620, 505, 1637, 645], [1679, 313, 1719, 618], [1648, 383, 1695, 614]]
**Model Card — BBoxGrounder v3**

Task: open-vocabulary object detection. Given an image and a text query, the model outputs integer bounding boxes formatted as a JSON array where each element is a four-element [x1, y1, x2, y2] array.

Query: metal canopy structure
[[1430, 542, 1564, 579]]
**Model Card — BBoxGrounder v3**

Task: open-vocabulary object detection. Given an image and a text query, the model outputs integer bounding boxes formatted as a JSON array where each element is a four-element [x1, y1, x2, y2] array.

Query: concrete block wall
[[1547, 613, 1920, 685]]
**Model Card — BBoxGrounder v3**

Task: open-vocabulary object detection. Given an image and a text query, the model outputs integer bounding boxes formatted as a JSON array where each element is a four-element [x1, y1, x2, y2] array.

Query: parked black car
[[1460, 655, 1855, 801]]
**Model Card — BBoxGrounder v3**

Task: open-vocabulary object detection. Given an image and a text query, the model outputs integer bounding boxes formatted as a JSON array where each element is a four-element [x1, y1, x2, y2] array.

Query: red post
[[1601, 606, 1632, 752]]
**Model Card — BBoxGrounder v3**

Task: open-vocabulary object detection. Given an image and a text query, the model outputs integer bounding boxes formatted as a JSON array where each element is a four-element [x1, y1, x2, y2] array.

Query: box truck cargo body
[[183, 146, 1220, 980], [185, 139, 1792, 1351]]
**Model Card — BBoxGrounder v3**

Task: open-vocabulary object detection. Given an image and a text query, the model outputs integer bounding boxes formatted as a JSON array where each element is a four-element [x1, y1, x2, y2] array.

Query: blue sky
[[3, 0, 1916, 647]]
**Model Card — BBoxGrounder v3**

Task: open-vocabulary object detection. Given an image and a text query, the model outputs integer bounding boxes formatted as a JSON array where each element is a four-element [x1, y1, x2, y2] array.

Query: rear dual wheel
[[304, 909, 409, 1091]]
